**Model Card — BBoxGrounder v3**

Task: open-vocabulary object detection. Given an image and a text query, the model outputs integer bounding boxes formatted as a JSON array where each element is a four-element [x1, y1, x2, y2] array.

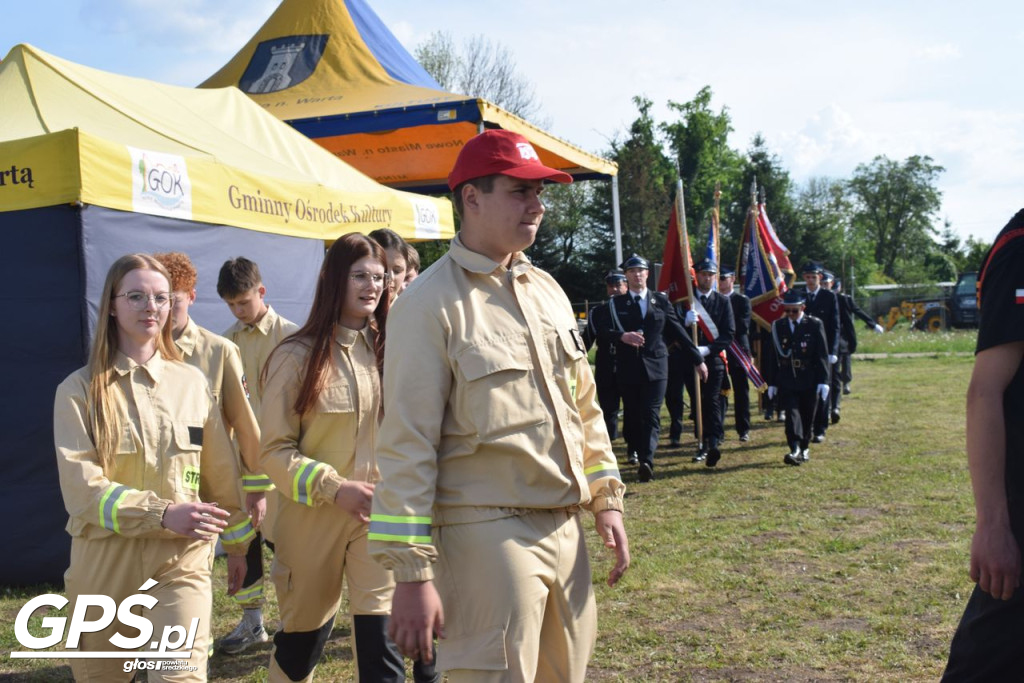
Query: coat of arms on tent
[[240, 35, 329, 94]]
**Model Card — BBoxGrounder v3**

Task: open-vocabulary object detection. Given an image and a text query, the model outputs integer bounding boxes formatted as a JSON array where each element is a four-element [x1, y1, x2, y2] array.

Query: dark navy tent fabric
[[0, 204, 323, 585]]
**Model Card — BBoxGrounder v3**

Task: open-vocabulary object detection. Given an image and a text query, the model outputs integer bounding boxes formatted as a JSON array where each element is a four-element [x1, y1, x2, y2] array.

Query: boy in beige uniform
[[369, 131, 630, 682], [217, 257, 299, 653]]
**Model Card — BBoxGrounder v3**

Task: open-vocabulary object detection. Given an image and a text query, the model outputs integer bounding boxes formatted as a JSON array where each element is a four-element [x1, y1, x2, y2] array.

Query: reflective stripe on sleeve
[[292, 461, 325, 506], [584, 463, 622, 485], [242, 474, 273, 492], [99, 484, 133, 533], [232, 582, 264, 605], [368, 514, 432, 544], [221, 519, 256, 547]]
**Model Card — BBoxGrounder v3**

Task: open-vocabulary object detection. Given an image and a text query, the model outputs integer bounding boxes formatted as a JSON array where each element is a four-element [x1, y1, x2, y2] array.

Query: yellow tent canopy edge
[[0, 128, 453, 242]]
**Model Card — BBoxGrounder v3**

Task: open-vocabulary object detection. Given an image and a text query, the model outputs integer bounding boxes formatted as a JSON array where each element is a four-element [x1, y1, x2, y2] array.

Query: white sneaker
[[219, 617, 268, 655]]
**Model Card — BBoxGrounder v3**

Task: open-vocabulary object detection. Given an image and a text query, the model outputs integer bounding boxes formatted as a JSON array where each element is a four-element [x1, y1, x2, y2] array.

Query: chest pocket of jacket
[[311, 383, 357, 462], [170, 422, 204, 499], [454, 336, 547, 441], [555, 327, 586, 402], [112, 423, 141, 486]]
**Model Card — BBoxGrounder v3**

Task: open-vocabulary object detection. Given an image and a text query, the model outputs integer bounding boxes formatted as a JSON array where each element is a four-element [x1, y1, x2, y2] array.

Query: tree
[[662, 86, 744, 259], [789, 176, 869, 282], [608, 96, 678, 263], [414, 31, 542, 122], [848, 155, 945, 280]]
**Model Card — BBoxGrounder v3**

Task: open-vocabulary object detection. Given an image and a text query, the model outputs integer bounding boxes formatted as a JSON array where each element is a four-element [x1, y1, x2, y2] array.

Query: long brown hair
[[269, 234, 390, 415], [88, 254, 181, 473]]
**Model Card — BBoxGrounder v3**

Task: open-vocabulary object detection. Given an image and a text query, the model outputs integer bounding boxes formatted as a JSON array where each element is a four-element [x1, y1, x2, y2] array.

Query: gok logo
[[129, 146, 193, 220], [10, 579, 200, 671]]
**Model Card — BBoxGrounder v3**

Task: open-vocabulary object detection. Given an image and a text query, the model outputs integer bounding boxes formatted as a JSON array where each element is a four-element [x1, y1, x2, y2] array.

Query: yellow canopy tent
[[0, 43, 453, 584], [0, 43, 454, 241], [200, 0, 618, 193]]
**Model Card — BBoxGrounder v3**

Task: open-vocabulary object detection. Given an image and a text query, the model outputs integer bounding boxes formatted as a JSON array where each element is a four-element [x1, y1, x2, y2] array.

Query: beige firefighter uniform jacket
[[368, 235, 625, 583], [176, 317, 261, 478], [224, 305, 299, 494], [258, 324, 381, 510], [54, 352, 254, 555]]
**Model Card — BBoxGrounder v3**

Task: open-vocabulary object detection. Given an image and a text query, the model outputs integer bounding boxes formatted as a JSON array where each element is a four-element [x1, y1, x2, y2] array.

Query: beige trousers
[[64, 535, 215, 683], [433, 509, 597, 683]]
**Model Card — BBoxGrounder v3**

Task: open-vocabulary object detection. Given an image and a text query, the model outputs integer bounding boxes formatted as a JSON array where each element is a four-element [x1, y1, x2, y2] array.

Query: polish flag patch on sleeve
[[1017, 289, 1024, 304]]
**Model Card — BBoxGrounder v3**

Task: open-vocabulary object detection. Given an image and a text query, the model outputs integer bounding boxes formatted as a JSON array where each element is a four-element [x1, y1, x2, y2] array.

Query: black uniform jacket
[[598, 290, 702, 383], [803, 287, 840, 357], [837, 292, 876, 354], [766, 314, 830, 392], [689, 290, 735, 357], [727, 291, 752, 354], [583, 301, 616, 378]]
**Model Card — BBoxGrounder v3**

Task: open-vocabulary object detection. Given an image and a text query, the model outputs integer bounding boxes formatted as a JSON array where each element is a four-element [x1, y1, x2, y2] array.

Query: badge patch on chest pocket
[[188, 426, 203, 446], [183, 465, 201, 492]]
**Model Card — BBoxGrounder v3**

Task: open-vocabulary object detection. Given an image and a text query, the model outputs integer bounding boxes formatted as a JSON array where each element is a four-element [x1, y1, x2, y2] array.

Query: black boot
[[352, 615, 404, 683]]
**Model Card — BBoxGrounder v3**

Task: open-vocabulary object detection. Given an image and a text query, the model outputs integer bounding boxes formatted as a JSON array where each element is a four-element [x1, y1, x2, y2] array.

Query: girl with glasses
[[259, 234, 435, 682], [53, 253, 252, 682]]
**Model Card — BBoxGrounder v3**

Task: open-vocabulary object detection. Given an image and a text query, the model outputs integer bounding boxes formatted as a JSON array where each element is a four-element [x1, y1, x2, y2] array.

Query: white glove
[[817, 384, 830, 400], [767, 386, 777, 400], [684, 310, 699, 326], [698, 345, 711, 357], [874, 324, 884, 334], [828, 354, 838, 365]]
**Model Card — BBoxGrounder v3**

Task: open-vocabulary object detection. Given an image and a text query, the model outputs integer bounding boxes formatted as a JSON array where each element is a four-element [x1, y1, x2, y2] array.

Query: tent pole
[[612, 175, 623, 266]]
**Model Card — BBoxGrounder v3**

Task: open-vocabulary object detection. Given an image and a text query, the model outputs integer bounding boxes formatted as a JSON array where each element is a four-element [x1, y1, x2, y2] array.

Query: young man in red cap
[[369, 130, 630, 682]]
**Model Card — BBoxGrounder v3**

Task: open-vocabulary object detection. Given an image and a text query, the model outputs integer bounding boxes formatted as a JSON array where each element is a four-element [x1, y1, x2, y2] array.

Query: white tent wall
[[81, 206, 323, 338]]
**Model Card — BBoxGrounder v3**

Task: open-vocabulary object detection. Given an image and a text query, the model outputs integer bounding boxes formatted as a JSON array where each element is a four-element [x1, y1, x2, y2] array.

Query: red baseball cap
[[447, 130, 573, 190]]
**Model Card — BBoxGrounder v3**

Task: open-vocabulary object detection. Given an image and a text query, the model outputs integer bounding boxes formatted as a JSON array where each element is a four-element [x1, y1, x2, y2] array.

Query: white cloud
[[915, 42, 961, 62]]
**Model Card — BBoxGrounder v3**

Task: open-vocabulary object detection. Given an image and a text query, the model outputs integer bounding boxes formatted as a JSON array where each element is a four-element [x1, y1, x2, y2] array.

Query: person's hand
[[246, 491, 267, 529], [817, 384, 830, 400], [684, 310, 699, 326], [595, 509, 630, 587], [970, 520, 1021, 600], [161, 502, 229, 540], [828, 354, 839, 365], [226, 554, 247, 595], [621, 331, 645, 348], [389, 581, 445, 664], [697, 345, 711, 357], [767, 386, 777, 400], [874, 324, 885, 334], [335, 480, 375, 523], [696, 362, 708, 382]]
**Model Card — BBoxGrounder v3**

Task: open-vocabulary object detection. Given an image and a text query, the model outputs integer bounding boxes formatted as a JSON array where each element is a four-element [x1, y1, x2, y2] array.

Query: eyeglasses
[[349, 271, 390, 288], [114, 291, 174, 310]]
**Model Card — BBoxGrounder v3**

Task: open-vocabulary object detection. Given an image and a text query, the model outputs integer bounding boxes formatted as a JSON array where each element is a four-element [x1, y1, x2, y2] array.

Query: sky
[[3, 0, 1022, 244]]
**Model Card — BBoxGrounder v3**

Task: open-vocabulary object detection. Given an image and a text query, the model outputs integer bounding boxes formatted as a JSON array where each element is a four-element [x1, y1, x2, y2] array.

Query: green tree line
[[529, 88, 990, 304], [413, 35, 989, 304]]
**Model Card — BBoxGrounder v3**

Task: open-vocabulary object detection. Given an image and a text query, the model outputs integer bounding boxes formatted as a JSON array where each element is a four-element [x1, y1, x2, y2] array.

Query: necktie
[[700, 294, 707, 307], [808, 292, 815, 304]]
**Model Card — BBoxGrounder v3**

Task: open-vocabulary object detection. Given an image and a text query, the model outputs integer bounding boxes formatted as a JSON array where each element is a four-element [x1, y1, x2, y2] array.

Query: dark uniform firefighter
[[601, 254, 706, 481], [765, 289, 830, 466], [681, 259, 735, 467], [583, 269, 628, 445]]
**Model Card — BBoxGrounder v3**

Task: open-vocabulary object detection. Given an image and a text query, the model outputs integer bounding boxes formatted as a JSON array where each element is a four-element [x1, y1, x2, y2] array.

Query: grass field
[[1, 355, 977, 681]]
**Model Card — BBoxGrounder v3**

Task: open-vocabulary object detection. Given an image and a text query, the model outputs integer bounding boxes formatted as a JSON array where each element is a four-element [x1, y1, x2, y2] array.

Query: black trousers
[[594, 366, 620, 441], [683, 356, 726, 446], [943, 582, 1024, 681], [618, 379, 667, 469], [722, 351, 751, 436], [780, 387, 818, 451], [829, 354, 848, 414], [813, 362, 835, 436], [665, 347, 689, 442]]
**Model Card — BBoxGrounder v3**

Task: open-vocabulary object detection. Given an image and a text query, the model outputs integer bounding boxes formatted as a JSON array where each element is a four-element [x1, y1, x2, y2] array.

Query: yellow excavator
[[876, 272, 979, 332]]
